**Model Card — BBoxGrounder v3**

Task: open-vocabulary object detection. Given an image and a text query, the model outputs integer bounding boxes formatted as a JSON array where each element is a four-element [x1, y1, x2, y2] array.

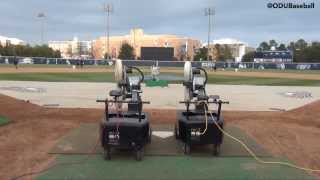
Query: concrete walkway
[[0, 81, 319, 111]]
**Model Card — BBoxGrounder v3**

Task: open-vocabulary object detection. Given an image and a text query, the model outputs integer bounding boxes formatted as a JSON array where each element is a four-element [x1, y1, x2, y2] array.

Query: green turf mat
[[49, 123, 270, 157], [145, 80, 169, 87], [37, 155, 315, 180], [0, 115, 10, 126]]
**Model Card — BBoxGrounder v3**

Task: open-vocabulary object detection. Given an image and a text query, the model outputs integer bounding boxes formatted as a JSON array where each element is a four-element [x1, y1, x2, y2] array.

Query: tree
[[212, 44, 234, 61], [269, 40, 278, 49], [258, 42, 270, 51], [118, 43, 135, 60], [287, 42, 295, 51], [277, 43, 287, 51], [193, 47, 208, 61], [293, 40, 320, 62], [214, 44, 221, 61], [312, 41, 320, 47], [221, 45, 233, 61], [242, 51, 255, 62], [0, 44, 3, 55], [295, 39, 308, 50], [255, 39, 320, 63], [104, 53, 110, 60], [299, 41, 320, 62], [0, 44, 61, 58], [53, 50, 61, 58]]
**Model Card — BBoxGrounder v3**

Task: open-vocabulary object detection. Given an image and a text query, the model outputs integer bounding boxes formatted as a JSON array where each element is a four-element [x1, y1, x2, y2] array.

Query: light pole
[[103, 3, 113, 59], [205, 7, 214, 61], [37, 12, 46, 45]]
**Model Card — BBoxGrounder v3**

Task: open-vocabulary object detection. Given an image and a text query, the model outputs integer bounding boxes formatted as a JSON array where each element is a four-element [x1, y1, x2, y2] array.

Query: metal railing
[[0, 56, 320, 70]]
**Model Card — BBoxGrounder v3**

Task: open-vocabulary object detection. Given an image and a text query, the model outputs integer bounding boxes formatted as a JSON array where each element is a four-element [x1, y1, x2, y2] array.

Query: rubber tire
[[135, 148, 144, 161], [184, 143, 191, 155], [213, 144, 220, 156], [103, 147, 111, 160], [147, 128, 152, 144]]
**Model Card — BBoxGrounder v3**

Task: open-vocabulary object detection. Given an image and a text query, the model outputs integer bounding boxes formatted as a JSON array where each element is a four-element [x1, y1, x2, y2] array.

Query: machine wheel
[[147, 128, 152, 144], [135, 148, 144, 161], [103, 147, 111, 160], [99, 126, 104, 146], [212, 144, 221, 156], [174, 124, 180, 139], [184, 143, 191, 155]]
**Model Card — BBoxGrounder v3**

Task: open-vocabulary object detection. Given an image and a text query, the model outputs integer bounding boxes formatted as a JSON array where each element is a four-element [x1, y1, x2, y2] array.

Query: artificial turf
[[49, 124, 270, 157], [40, 123, 315, 180], [37, 155, 314, 180]]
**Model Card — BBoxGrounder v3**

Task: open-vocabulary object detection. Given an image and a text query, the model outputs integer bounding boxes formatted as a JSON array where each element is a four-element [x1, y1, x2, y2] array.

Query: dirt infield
[[0, 94, 320, 179], [1, 66, 320, 80]]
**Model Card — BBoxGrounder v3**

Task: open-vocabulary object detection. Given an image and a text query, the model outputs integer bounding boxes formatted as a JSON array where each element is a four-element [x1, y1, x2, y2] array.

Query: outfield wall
[[1, 56, 320, 70]]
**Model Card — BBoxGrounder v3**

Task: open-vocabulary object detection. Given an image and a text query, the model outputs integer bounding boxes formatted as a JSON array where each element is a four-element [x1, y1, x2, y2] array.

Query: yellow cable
[[199, 103, 208, 135], [205, 103, 320, 172]]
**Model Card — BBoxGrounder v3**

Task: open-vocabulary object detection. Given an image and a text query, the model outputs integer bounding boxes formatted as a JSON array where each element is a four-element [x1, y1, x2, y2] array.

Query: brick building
[[92, 28, 201, 60]]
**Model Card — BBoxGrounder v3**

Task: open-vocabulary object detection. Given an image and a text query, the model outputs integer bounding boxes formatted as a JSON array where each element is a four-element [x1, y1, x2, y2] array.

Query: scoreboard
[[141, 47, 174, 61]]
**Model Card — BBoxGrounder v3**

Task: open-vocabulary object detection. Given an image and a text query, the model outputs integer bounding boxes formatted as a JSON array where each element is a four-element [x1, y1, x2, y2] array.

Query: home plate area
[[42, 123, 314, 180], [49, 123, 270, 157], [152, 131, 174, 139]]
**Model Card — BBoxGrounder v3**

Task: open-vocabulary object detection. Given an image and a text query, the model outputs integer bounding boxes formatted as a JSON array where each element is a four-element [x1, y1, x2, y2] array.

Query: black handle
[[196, 67, 208, 86], [128, 66, 144, 83], [97, 99, 150, 104], [179, 100, 229, 104], [212, 100, 230, 104]]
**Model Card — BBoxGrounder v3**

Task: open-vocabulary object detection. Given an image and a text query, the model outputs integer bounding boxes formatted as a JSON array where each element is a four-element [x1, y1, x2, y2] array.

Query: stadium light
[[37, 12, 46, 45], [205, 7, 215, 61], [103, 3, 113, 59]]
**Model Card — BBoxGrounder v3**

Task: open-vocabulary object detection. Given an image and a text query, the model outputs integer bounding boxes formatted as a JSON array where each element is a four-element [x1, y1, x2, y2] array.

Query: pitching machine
[[97, 60, 151, 161], [145, 61, 169, 87], [175, 61, 229, 155]]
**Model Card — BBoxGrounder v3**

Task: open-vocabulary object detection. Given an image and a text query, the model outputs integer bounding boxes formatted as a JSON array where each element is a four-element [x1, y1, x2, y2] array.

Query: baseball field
[[1, 64, 320, 179]]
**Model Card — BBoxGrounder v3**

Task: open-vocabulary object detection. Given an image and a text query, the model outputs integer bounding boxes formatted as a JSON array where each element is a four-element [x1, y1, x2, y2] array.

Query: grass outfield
[[223, 68, 320, 74], [1, 64, 320, 74], [0, 72, 115, 82], [207, 75, 320, 86], [0, 64, 116, 70], [0, 72, 320, 86]]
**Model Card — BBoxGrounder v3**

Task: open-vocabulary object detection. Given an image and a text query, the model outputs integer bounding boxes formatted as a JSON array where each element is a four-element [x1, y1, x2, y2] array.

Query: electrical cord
[[115, 101, 122, 136], [199, 103, 208, 135], [204, 102, 320, 173]]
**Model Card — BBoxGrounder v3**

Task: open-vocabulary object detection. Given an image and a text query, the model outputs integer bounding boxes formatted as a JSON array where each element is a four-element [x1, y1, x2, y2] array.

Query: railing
[[0, 56, 320, 70]]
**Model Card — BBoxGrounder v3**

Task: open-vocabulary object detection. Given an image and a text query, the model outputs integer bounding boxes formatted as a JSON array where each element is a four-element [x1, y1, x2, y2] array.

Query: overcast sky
[[0, 0, 319, 47]]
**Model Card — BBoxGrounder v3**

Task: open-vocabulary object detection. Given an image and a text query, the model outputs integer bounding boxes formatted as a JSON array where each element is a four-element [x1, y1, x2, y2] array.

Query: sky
[[0, 0, 319, 47]]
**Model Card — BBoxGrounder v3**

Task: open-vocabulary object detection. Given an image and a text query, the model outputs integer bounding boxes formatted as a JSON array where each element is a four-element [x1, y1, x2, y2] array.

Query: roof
[[0, 35, 24, 45], [212, 38, 247, 45]]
